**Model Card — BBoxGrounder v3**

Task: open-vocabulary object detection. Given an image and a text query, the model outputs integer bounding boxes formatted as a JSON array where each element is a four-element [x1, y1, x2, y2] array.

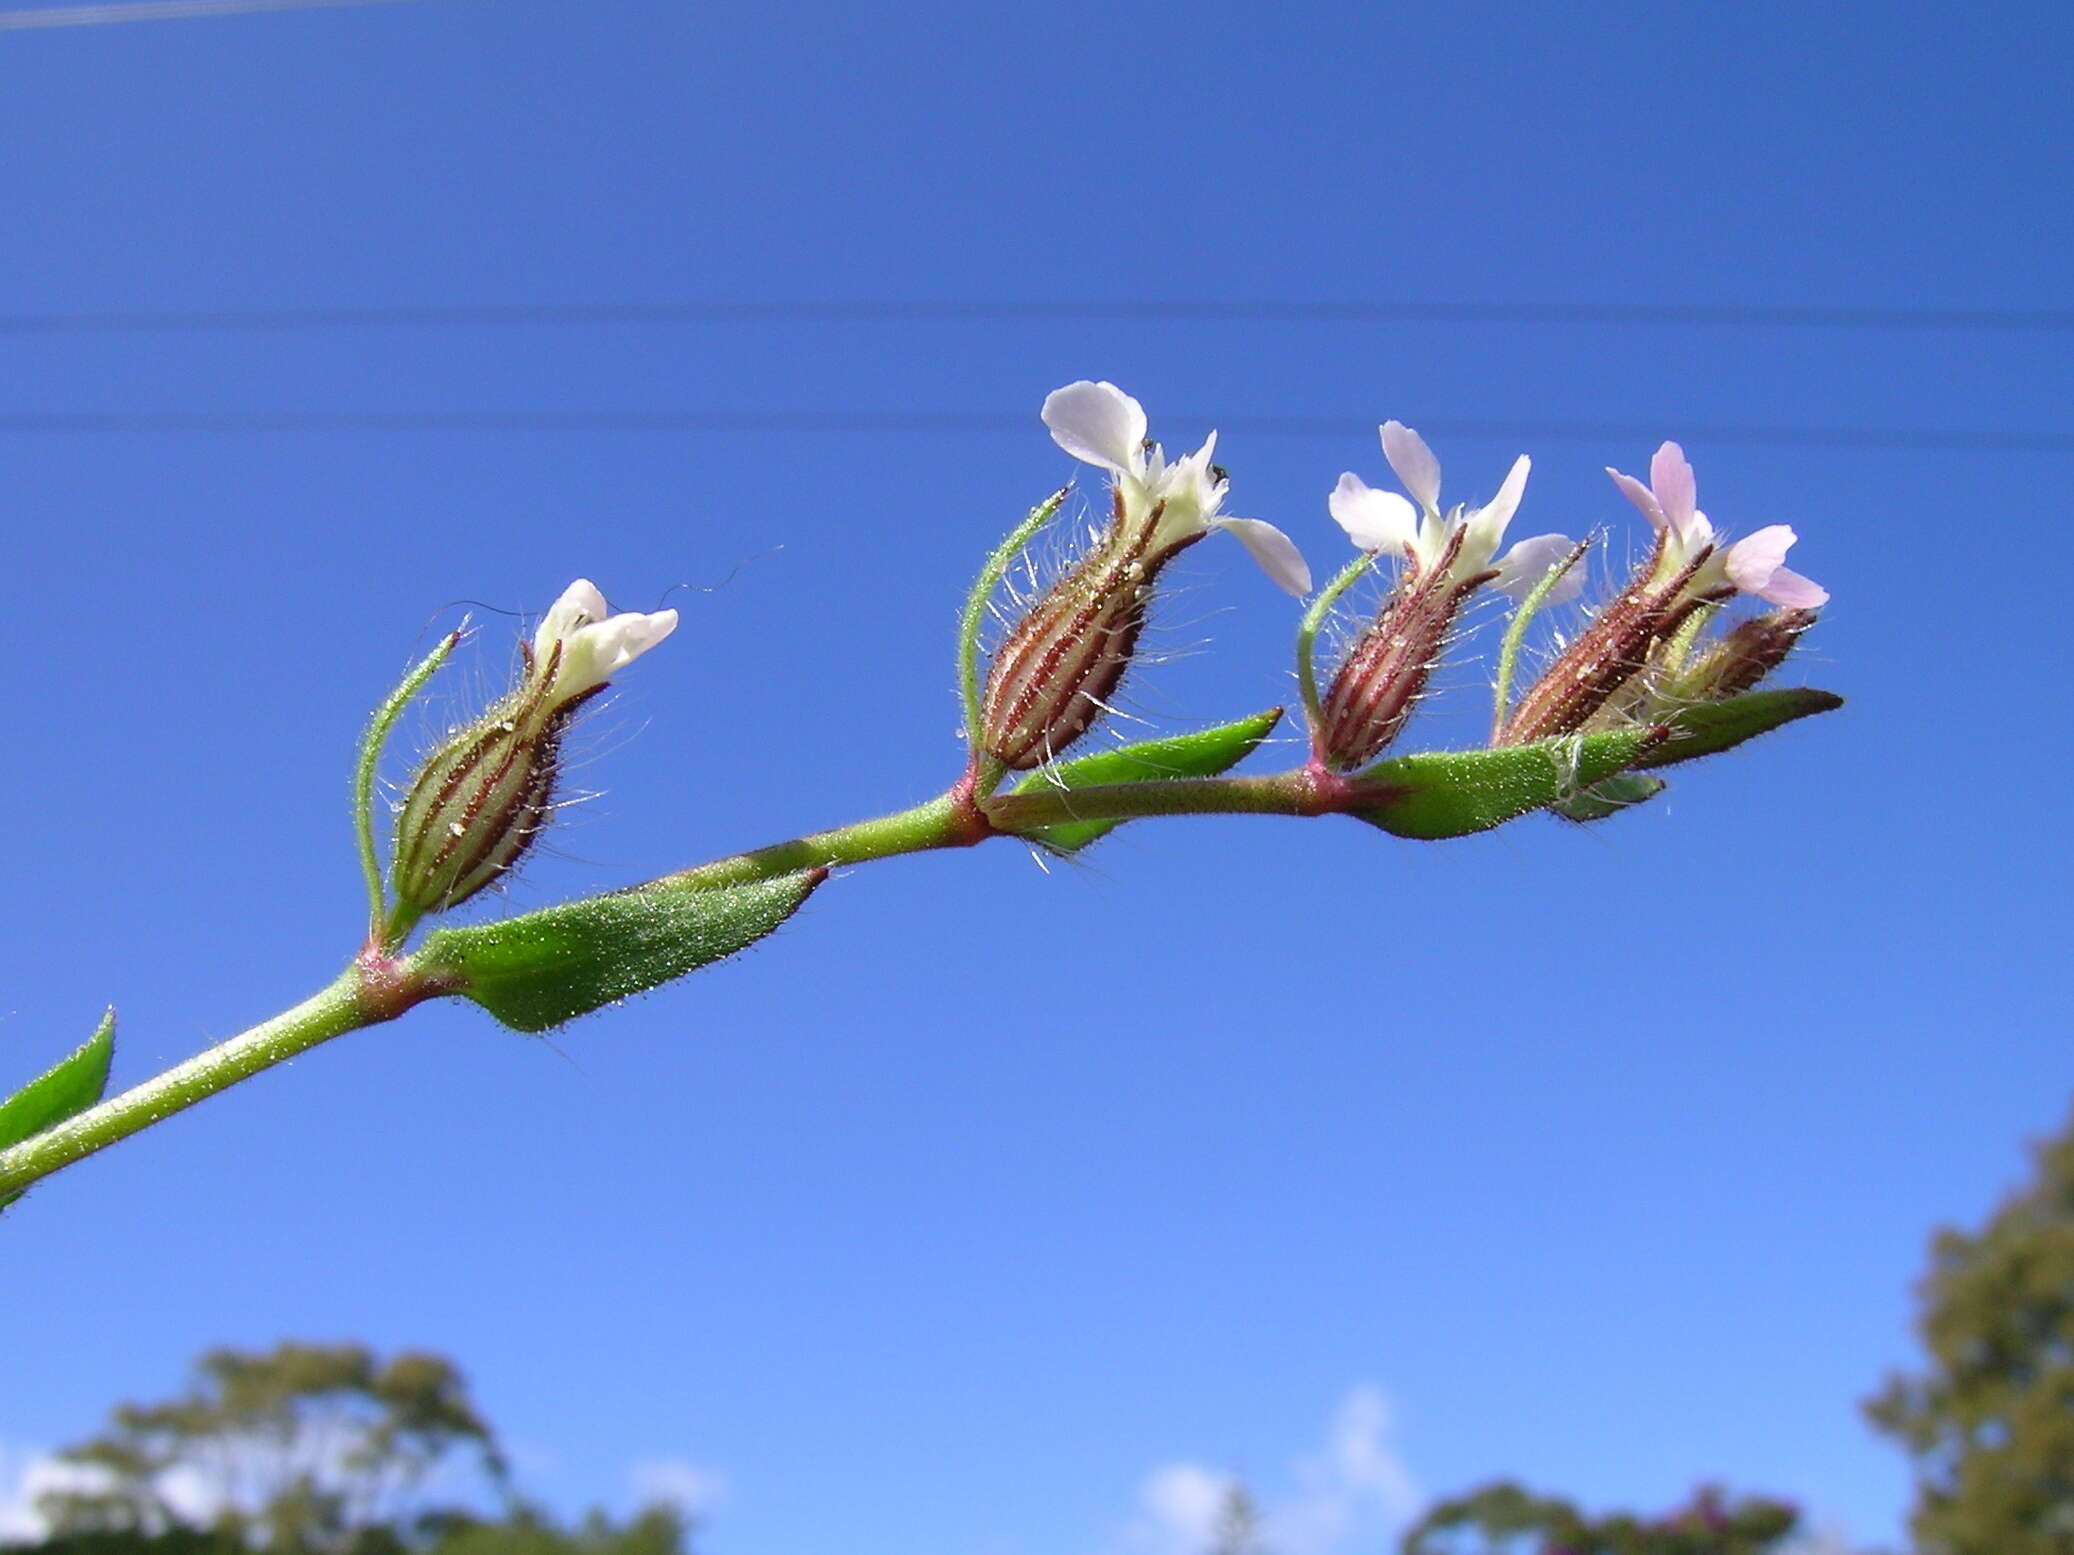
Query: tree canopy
[[1866, 1108, 2074, 1554], [15, 1342, 689, 1555], [1396, 1481, 1802, 1555]]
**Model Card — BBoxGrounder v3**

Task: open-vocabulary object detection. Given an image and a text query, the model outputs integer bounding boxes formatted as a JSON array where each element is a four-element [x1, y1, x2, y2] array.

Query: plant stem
[[983, 770, 1340, 830], [1, 764, 1349, 1202], [660, 791, 984, 892], [0, 969, 381, 1204]]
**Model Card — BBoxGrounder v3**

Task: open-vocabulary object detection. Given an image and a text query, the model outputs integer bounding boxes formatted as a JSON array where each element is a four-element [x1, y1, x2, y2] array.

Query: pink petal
[[1040, 381, 1147, 473], [1380, 420, 1442, 513], [1723, 524, 1795, 591], [1650, 442, 1698, 537], [1214, 517, 1313, 596], [1607, 467, 1667, 530], [1328, 473, 1418, 556], [1757, 565, 1828, 609]]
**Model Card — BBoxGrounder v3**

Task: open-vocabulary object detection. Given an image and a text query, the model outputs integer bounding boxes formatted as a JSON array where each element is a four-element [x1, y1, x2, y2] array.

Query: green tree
[[420, 1504, 690, 1555], [1398, 1481, 1802, 1555], [1866, 1109, 2074, 1554], [1206, 1484, 1269, 1555], [32, 1343, 507, 1554]]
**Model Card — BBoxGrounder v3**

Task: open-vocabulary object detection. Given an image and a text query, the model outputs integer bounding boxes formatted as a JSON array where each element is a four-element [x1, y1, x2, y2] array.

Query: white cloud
[[0, 1441, 247, 1541], [627, 1457, 729, 1517], [1114, 1386, 1421, 1555], [0, 1445, 102, 1542], [1780, 1521, 1861, 1555], [1123, 1462, 1236, 1555]]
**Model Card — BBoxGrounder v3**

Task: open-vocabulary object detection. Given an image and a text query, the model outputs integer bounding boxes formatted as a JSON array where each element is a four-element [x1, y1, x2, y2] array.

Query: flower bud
[[389, 673, 575, 920], [979, 493, 1178, 770], [1497, 537, 1714, 745], [1315, 530, 1487, 771], [978, 383, 1310, 770], [1664, 608, 1819, 703], [389, 581, 675, 922]]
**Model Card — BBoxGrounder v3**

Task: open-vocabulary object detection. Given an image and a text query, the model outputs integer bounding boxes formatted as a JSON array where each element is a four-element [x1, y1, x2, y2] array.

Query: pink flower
[[1607, 443, 1828, 609]]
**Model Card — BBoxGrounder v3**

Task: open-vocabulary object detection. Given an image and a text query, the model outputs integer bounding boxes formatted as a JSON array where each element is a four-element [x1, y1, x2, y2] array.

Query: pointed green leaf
[[1635, 688, 1844, 770], [1552, 772, 1669, 823], [413, 871, 827, 1033], [1007, 709, 1283, 853], [1352, 729, 1657, 839], [0, 1010, 116, 1211]]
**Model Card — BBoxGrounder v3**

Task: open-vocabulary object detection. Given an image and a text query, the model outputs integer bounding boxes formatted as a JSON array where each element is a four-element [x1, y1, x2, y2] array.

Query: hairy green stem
[[661, 791, 986, 892], [0, 970, 384, 1203], [983, 771, 1341, 831], [2, 763, 1351, 1202]]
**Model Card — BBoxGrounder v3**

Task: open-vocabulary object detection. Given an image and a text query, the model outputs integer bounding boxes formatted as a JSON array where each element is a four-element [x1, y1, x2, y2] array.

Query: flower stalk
[[0, 384, 1842, 1218]]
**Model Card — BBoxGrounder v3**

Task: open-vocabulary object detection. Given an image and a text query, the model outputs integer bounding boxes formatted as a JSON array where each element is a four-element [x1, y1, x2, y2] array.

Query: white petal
[[1213, 518, 1312, 597], [1460, 454, 1531, 571], [1686, 507, 1718, 552], [533, 578, 610, 665], [1650, 442, 1699, 539], [546, 603, 678, 703], [1328, 473, 1418, 555], [1041, 381, 1147, 473], [1380, 420, 1442, 513], [598, 608, 679, 672], [1490, 533, 1584, 604], [1156, 440, 1229, 531], [1607, 467, 1667, 530]]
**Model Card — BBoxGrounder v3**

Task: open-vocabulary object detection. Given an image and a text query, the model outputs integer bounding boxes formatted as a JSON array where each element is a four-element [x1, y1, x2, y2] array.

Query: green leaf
[[1634, 687, 1844, 770], [1007, 709, 1283, 853], [0, 1010, 116, 1210], [1551, 772, 1669, 823], [1352, 730, 1657, 839], [413, 872, 827, 1033]]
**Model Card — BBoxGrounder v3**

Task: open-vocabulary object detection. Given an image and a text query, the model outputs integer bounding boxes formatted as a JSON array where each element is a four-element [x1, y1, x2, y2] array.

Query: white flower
[[1327, 421, 1582, 604], [1607, 442, 1829, 609], [1041, 380, 1312, 596], [531, 579, 678, 705]]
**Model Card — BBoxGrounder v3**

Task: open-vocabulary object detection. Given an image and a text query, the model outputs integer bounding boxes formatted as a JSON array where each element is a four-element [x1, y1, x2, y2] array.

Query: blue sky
[[2, 2, 2069, 1552]]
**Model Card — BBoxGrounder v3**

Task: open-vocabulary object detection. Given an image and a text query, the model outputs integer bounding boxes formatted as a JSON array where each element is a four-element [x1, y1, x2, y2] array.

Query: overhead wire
[[0, 409, 2061, 452], [2, 296, 2060, 449], [0, 298, 2068, 333], [0, 0, 429, 28]]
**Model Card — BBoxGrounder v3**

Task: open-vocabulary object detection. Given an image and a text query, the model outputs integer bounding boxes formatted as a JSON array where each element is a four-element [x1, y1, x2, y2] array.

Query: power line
[[0, 409, 2063, 452], [1, 298, 2069, 334], [0, 0, 426, 28]]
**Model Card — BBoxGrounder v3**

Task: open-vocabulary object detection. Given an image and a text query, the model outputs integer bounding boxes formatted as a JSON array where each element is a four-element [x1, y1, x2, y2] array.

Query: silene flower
[[1606, 442, 1828, 609], [1327, 420, 1581, 603], [528, 578, 679, 707], [1311, 422, 1579, 771], [1040, 380, 1311, 597], [980, 383, 1312, 770], [389, 580, 677, 923], [1500, 444, 1828, 745]]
